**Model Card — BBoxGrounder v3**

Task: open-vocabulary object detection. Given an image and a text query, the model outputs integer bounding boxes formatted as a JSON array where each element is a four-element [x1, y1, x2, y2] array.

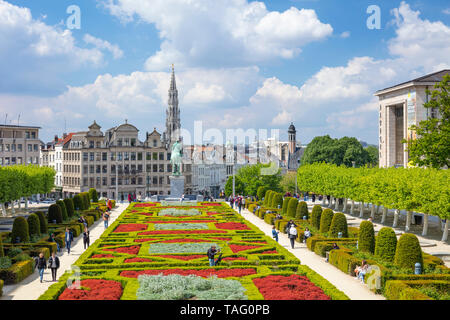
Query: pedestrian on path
[[207, 245, 220, 266], [272, 226, 279, 242], [238, 199, 242, 214], [36, 252, 47, 283], [121, 194, 124, 204], [48, 233, 60, 252], [289, 225, 298, 249], [103, 211, 110, 229], [65, 228, 74, 254], [83, 227, 90, 249], [78, 215, 88, 229], [48, 252, 60, 282]]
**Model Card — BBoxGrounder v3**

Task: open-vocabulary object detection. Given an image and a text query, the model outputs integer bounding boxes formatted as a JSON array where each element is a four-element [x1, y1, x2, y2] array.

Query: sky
[[0, 0, 449, 145]]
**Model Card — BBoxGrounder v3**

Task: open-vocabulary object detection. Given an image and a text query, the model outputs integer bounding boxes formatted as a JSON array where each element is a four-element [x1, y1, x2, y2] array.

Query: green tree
[[365, 146, 379, 167], [282, 197, 291, 215], [224, 176, 245, 197], [280, 172, 297, 194], [404, 74, 450, 168], [257, 186, 267, 201], [35, 211, 48, 235]]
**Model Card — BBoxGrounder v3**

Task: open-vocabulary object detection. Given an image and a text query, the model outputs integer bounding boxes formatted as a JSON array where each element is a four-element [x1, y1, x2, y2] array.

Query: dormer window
[[89, 141, 94, 149], [153, 140, 157, 147]]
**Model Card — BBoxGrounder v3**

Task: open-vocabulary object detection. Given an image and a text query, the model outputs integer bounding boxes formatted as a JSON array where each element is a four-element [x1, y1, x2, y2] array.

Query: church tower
[[165, 65, 181, 144], [288, 123, 296, 154]]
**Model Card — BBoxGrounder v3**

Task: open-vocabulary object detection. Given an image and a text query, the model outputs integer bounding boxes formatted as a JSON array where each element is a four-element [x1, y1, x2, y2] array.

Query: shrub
[[89, 188, 99, 203], [257, 187, 267, 201], [35, 212, 48, 235], [0, 256, 12, 269], [82, 193, 90, 209], [286, 198, 298, 218], [11, 217, 29, 243], [48, 204, 63, 224], [319, 209, 334, 233], [311, 205, 323, 229], [264, 190, 271, 206], [0, 236, 3, 257], [64, 198, 75, 217], [375, 227, 397, 262], [271, 193, 283, 209], [73, 194, 83, 211], [27, 213, 41, 237], [56, 201, 68, 221], [282, 197, 291, 215], [7, 247, 23, 258], [295, 201, 308, 220], [329, 212, 348, 238], [394, 233, 423, 271], [358, 221, 375, 254]]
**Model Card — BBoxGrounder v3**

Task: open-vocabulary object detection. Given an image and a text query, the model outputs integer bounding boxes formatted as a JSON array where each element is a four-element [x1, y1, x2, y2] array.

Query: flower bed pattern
[[40, 201, 348, 301]]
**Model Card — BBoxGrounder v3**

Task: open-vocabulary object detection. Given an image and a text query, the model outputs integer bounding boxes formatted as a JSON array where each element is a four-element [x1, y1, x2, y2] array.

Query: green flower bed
[[148, 243, 219, 254], [154, 223, 209, 230]]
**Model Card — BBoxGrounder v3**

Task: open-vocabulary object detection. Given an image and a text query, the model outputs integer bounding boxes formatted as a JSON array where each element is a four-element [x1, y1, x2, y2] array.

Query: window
[[124, 152, 129, 161], [138, 152, 143, 161], [117, 139, 123, 146], [102, 177, 107, 186], [89, 141, 94, 149], [83, 153, 88, 161], [167, 164, 172, 173], [11, 144, 16, 152], [131, 152, 136, 161], [5, 144, 10, 152], [11, 157, 16, 165], [96, 141, 101, 148], [17, 157, 22, 164], [159, 177, 163, 185], [118, 178, 122, 185], [90, 165, 94, 174], [146, 152, 151, 161], [153, 177, 158, 185], [146, 164, 151, 172], [26, 131, 30, 139], [34, 144, 38, 152], [28, 144, 33, 152], [102, 165, 107, 173], [96, 165, 101, 173], [153, 140, 157, 147], [131, 138, 136, 147], [90, 153, 94, 161], [167, 153, 171, 161], [159, 164, 164, 173], [138, 164, 143, 172], [159, 153, 164, 161], [31, 132, 36, 139], [118, 152, 123, 161], [18, 144, 22, 152], [153, 153, 158, 160], [131, 178, 136, 185], [83, 178, 88, 186], [83, 165, 88, 174], [153, 164, 158, 172], [102, 153, 107, 161], [96, 177, 101, 186], [124, 138, 129, 146], [110, 152, 116, 161], [111, 165, 116, 173], [111, 177, 116, 185], [131, 164, 136, 172], [96, 153, 101, 161]]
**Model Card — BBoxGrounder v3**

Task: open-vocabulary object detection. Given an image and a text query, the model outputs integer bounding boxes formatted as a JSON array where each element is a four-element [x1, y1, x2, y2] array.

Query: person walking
[[304, 228, 312, 243], [207, 245, 220, 267], [36, 252, 47, 283], [65, 228, 74, 254], [103, 210, 110, 229], [128, 193, 132, 203], [83, 227, 90, 249], [238, 198, 242, 214], [121, 193, 124, 204], [48, 252, 60, 282], [48, 233, 60, 252], [272, 226, 280, 243], [289, 225, 298, 249]]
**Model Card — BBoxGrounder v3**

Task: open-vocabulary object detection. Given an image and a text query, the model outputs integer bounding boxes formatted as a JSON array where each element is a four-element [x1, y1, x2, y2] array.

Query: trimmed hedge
[[27, 213, 41, 237], [319, 209, 334, 233], [358, 221, 375, 254], [35, 211, 48, 235], [0, 259, 34, 284], [394, 233, 423, 271], [73, 194, 84, 211], [295, 201, 308, 220], [286, 198, 298, 218], [329, 212, 348, 238], [89, 188, 99, 202], [375, 227, 397, 262], [0, 235, 3, 257], [64, 198, 75, 217], [266, 191, 274, 207], [311, 205, 322, 229], [271, 193, 283, 209], [81, 192, 91, 210], [384, 280, 434, 300], [257, 187, 267, 201], [281, 197, 291, 215], [264, 213, 276, 225], [56, 200, 68, 221], [0, 279, 3, 297], [48, 204, 63, 224], [11, 217, 29, 243]]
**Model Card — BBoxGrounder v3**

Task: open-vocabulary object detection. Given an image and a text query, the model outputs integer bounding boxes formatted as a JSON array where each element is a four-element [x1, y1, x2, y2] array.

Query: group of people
[[228, 196, 246, 214], [120, 193, 142, 203]]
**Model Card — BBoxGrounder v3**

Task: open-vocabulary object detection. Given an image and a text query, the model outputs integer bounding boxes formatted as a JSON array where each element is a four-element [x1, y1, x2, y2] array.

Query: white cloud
[[83, 34, 124, 59], [340, 31, 350, 38], [101, 0, 333, 70], [184, 83, 227, 104], [442, 8, 450, 15]]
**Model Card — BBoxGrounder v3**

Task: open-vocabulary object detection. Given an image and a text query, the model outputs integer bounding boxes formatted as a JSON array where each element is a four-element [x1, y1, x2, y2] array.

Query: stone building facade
[[0, 125, 41, 167]]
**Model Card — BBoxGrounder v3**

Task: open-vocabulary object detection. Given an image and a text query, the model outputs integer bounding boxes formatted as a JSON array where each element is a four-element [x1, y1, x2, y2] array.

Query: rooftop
[[0, 124, 41, 129]]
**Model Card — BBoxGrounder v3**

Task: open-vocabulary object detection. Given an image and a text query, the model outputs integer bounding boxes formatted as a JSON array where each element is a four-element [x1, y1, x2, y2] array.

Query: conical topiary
[[89, 188, 99, 202], [64, 198, 75, 217], [56, 200, 68, 221], [394, 233, 423, 271], [329, 212, 348, 238], [264, 190, 272, 206], [48, 204, 63, 224], [257, 187, 267, 201], [0, 235, 4, 257], [319, 209, 334, 233], [311, 205, 323, 229], [11, 217, 29, 243], [271, 193, 283, 209], [282, 197, 291, 215], [35, 211, 48, 235], [73, 194, 83, 211], [287, 198, 298, 218], [358, 221, 375, 254], [82, 192, 90, 209], [27, 213, 41, 237], [375, 227, 397, 262], [295, 201, 309, 220]]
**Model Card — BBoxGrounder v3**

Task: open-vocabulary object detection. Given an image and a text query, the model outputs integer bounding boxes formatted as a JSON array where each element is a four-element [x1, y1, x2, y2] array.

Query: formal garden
[[38, 201, 349, 300], [246, 183, 450, 300]]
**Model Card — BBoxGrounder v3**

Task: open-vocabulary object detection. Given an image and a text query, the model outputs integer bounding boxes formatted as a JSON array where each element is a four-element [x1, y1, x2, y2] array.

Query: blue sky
[[1, 0, 449, 145]]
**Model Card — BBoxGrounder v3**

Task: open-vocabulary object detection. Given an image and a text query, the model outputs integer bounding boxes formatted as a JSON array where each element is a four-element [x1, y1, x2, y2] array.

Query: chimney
[[54, 135, 58, 143]]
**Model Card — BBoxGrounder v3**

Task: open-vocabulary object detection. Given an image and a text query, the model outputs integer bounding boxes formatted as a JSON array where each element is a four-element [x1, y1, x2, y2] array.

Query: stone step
[[419, 241, 436, 248]]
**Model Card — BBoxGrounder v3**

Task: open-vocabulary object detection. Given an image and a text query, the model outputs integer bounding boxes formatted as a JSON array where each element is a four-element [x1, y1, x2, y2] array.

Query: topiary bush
[[73, 194, 83, 211], [358, 221, 375, 254], [257, 187, 267, 201], [89, 188, 99, 203], [295, 201, 309, 220], [56, 200, 68, 221], [394, 233, 423, 271], [271, 193, 283, 209], [27, 213, 41, 238], [48, 204, 63, 224], [35, 211, 48, 235], [282, 197, 291, 215], [82, 192, 90, 209], [311, 205, 323, 229], [319, 209, 334, 233], [375, 227, 397, 262], [329, 212, 348, 238], [0, 235, 3, 257], [64, 198, 75, 217], [263, 190, 271, 206], [11, 217, 30, 243], [286, 198, 298, 218]]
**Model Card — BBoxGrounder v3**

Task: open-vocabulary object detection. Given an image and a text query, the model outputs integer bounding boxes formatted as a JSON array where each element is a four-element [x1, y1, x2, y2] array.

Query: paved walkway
[[1, 202, 129, 300], [234, 205, 384, 300]]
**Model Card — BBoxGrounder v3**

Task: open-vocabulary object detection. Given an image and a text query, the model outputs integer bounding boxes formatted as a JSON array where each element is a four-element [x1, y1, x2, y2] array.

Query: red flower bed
[[91, 254, 115, 259], [138, 213, 155, 216], [215, 222, 251, 230], [260, 250, 278, 254], [104, 246, 140, 255], [134, 203, 156, 207], [161, 239, 208, 243], [201, 203, 221, 206], [155, 255, 205, 261], [243, 240, 267, 243], [229, 244, 261, 253], [211, 237, 232, 241], [134, 238, 157, 243], [253, 275, 330, 300], [120, 268, 256, 279], [145, 220, 215, 224], [124, 257, 153, 263], [114, 224, 148, 233], [58, 279, 123, 300], [223, 257, 247, 261], [207, 212, 222, 216], [139, 230, 226, 236]]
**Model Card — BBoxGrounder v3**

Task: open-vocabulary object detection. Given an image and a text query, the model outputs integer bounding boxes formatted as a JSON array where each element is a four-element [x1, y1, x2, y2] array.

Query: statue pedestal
[[169, 175, 185, 198]]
